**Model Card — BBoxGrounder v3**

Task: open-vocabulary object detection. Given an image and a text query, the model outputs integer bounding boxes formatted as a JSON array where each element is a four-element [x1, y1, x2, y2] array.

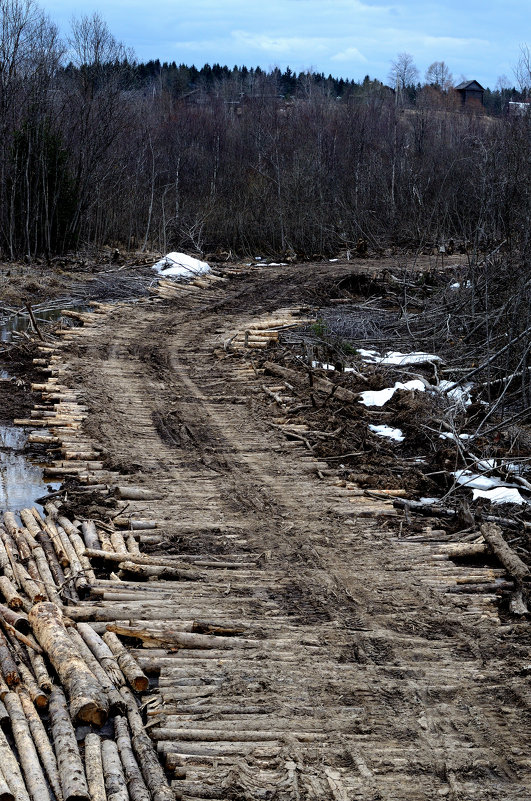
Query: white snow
[[152, 252, 210, 278], [311, 360, 359, 373], [439, 432, 473, 441], [265, 262, 287, 267], [436, 380, 473, 407], [453, 469, 527, 504], [369, 424, 405, 442], [359, 379, 425, 407], [360, 349, 441, 366]]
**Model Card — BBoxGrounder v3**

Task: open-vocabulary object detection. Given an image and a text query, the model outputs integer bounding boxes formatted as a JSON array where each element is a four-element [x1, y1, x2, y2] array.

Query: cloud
[[331, 47, 368, 63]]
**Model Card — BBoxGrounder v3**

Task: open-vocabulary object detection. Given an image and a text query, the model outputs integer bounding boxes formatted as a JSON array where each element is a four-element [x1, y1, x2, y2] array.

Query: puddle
[[0, 304, 88, 343], [0, 424, 60, 514]]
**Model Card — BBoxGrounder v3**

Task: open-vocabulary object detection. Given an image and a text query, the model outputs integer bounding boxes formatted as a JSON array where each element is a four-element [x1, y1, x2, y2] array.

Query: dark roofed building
[[455, 80, 485, 106]]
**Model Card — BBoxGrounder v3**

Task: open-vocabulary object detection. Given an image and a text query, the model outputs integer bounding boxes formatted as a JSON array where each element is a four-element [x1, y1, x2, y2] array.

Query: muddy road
[[10, 261, 531, 799]]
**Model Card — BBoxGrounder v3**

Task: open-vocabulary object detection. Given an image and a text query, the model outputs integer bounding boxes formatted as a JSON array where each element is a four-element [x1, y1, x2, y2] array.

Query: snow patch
[[152, 252, 210, 278], [359, 379, 425, 407], [436, 380, 473, 407], [453, 469, 527, 504], [369, 424, 405, 442], [360, 349, 441, 366]]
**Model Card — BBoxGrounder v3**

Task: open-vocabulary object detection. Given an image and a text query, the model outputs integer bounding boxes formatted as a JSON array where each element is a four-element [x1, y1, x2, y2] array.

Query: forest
[[0, 0, 530, 261]]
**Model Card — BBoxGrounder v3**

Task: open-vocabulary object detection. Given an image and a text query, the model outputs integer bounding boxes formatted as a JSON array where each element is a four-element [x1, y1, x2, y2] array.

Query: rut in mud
[[32, 262, 528, 801]]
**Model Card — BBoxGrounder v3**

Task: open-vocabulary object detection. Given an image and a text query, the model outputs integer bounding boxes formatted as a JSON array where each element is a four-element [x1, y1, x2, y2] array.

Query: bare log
[[0, 676, 8, 699], [3, 691, 50, 801], [115, 487, 163, 501], [49, 688, 90, 801], [117, 561, 198, 581], [102, 632, 148, 692], [57, 517, 95, 584], [84, 735, 106, 801], [120, 687, 175, 801], [55, 526, 90, 597], [114, 716, 150, 801], [110, 531, 128, 555], [29, 603, 108, 726], [107, 623, 252, 650], [0, 726, 31, 801], [27, 638, 52, 694], [76, 623, 123, 687], [101, 740, 128, 801], [14, 563, 46, 605]]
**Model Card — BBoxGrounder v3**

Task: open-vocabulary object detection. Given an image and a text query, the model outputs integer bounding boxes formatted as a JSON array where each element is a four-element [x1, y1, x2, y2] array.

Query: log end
[[70, 698, 108, 728], [132, 676, 149, 693]]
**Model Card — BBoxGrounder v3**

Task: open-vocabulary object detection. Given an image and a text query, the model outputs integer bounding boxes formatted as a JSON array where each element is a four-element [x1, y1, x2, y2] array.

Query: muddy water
[[0, 308, 77, 512], [0, 424, 60, 513]]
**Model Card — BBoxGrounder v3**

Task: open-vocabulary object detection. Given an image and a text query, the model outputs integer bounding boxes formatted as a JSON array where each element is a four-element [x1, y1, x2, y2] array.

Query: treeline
[[1, 1, 530, 261]]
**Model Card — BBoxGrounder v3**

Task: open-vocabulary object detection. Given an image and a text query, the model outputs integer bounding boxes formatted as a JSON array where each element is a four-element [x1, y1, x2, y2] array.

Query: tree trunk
[[49, 688, 90, 801]]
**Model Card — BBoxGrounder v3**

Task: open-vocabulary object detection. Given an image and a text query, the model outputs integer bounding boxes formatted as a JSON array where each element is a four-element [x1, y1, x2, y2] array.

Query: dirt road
[[54, 264, 530, 799]]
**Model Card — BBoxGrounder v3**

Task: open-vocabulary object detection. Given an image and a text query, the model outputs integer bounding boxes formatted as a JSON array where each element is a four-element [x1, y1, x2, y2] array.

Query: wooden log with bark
[[101, 739, 129, 801], [0, 606, 29, 634], [106, 623, 253, 650], [18, 689, 62, 801], [84, 735, 106, 801], [120, 687, 175, 801], [68, 629, 125, 715], [0, 577, 22, 610], [480, 523, 530, 585], [76, 623, 123, 687], [0, 725, 31, 801], [17, 664, 47, 710], [28, 603, 109, 726], [3, 691, 50, 801], [114, 716, 150, 801], [0, 630, 20, 687], [49, 687, 90, 801], [102, 632, 149, 692], [0, 763, 14, 801], [81, 522, 100, 551]]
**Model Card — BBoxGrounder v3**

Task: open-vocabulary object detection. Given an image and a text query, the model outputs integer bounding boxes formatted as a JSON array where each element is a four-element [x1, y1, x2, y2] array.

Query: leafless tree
[[425, 61, 453, 91], [388, 52, 418, 105]]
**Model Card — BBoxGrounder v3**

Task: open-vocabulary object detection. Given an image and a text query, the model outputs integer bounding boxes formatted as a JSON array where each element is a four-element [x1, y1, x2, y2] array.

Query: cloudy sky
[[39, 0, 528, 89]]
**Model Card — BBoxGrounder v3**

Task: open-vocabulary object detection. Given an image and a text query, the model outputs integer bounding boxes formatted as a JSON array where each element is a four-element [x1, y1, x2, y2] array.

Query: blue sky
[[39, 0, 529, 89]]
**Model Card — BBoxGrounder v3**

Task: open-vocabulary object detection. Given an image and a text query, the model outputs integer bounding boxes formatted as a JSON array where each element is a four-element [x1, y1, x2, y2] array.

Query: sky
[[39, 0, 529, 89]]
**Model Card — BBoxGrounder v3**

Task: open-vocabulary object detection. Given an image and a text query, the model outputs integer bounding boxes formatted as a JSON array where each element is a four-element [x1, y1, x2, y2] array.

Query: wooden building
[[455, 80, 485, 106]]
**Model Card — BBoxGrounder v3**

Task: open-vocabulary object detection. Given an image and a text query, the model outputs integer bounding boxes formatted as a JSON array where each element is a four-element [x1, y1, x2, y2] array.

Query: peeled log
[[49, 688, 90, 801], [101, 740, 128, 801], [3, 692, 50, 801], [0, 726, 31, 801], [29, 603, 108, 726], [102, 632, 148, 692], [84, 735, 105, 801]]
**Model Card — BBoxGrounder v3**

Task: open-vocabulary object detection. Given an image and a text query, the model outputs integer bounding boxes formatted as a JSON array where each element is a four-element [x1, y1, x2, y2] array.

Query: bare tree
[[425, 61, 453, 91], [514, 43, 531, 94], [388, 52, 418, 105]]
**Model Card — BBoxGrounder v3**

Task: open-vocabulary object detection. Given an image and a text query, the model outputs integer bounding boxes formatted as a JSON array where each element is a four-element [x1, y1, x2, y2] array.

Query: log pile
[[225, 310, 317, 351]]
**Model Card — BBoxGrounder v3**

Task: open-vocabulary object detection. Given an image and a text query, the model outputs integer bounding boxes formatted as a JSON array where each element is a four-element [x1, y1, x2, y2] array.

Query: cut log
[[0, 606, 29, 634], [0, 630, 20, 686], [118, 561, 197, 581], [32, 546, 62, 606], [49, 688, 90, 801], [107, 623, 253, 651], [76, 623, 123, 687], [120, 687, 175, 801], [0, 676, 8, 700], [263, 360, 362, 399], [68, 629, 125, 715], [0, 725, 31, 801], [55, 525, 90, 597], [84, 735, 106, 801], [0, 763, 14, 801], [102, 632, 149, 692], [14, 563, 46, 604], [115, 487, 163, 501], [480, 523, 530, 584], [81, 522, 100, 550], [0, 578, 22, 610], [101, 739, 129, 801], [3, 692, 50, 801], [28, 603, 108, 726], [27, 641, 53, 694], [18, 688, 60, 800], [17, 664, 47, 709], [114, 716, 150, 801]]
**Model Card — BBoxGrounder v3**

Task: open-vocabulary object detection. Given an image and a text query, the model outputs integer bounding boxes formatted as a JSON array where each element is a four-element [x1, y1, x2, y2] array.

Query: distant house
[[455, 80, 485, 106]]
